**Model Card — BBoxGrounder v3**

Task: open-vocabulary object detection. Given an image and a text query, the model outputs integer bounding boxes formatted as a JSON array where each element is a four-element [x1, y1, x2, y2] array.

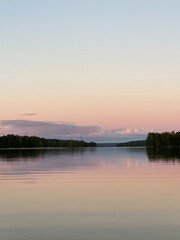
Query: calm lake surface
[[0, 148, 180, 240]]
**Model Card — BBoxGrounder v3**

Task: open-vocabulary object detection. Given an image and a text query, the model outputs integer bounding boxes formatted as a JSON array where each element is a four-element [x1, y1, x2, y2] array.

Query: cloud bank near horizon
[[0, 120, 148, 143]]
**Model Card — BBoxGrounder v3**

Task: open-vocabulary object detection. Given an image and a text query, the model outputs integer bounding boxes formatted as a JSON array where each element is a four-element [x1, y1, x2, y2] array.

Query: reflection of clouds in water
[[0, 148, 148, 177]]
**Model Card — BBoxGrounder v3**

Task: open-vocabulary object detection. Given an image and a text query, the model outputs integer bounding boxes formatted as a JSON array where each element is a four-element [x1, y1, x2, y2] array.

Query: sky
[[1, 0, 180, 142]]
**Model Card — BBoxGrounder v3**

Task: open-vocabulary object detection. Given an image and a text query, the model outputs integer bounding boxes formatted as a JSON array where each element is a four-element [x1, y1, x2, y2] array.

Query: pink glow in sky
[[1, 1, 180, 141]]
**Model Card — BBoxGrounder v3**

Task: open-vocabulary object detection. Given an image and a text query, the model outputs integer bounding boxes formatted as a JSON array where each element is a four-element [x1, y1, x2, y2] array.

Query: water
[[0, 148, 180, 240]]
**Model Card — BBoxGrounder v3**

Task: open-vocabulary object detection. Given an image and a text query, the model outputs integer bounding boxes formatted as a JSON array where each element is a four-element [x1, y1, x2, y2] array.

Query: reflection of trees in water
[[0, 148, 98, 174], [147, 147, 180, 162], [0, 148, 96, 162], [0, 149, 45, 161]]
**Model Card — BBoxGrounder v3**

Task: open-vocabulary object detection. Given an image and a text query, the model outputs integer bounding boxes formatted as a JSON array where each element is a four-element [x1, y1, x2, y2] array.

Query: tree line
[[146, 131, 180, 148], [0, 135, 97, 148], [117, 140, 146, 147]]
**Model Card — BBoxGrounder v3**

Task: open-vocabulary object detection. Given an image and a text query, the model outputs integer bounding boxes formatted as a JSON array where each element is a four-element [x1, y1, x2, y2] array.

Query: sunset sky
[[1, 0, 180, 142]]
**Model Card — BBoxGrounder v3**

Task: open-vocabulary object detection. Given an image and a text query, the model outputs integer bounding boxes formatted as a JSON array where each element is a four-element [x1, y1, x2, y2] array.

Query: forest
[[146, 131, 180, 147], [0, 135, 97, 148], [117, 140, 146, 147]]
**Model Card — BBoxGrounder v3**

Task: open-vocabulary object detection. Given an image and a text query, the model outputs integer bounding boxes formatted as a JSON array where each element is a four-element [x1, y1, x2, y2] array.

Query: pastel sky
[[1, 0, 180, 142]]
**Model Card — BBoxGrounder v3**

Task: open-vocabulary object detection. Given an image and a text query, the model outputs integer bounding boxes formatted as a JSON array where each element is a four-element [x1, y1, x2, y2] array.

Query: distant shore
[[0, 135, 96, 148]]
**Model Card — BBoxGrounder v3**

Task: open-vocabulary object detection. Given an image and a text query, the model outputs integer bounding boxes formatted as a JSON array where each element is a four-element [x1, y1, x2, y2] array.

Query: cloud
[[18, 113, 38, 116], [0, 120, 148, 143], [86, 126, 148, 143], [0, 120, 101, 139]]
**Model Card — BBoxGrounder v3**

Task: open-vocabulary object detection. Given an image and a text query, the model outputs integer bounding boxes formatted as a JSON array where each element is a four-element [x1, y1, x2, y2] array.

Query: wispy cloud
[[18, 113, 38, 116], [0, 120, 148, 143]]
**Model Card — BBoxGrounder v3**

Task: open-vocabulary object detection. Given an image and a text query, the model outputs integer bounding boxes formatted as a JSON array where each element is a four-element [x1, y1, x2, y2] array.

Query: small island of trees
[[0, 135, 97, 148]]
